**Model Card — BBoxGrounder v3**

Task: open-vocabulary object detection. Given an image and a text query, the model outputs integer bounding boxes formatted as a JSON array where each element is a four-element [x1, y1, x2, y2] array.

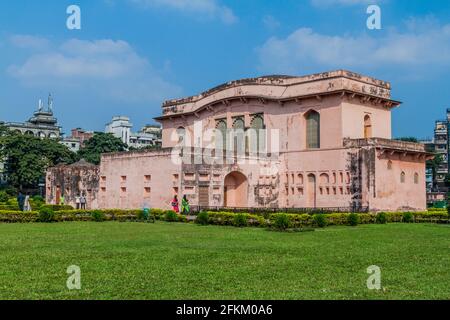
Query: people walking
[[17, 192, 25, 212], [23, 193, 32, 212], [171, 195, 179, 213], [181, 195, 190, 215]]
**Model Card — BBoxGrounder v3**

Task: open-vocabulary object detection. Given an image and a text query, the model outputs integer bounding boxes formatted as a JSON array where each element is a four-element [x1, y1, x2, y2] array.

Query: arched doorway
[[364, 115, 372, 138], [224, 171, 248, 207], [306, 174, 316, 208]]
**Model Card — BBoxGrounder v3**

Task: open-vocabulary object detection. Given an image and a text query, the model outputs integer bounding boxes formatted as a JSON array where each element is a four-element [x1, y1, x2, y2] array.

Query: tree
[[78, 132, 127, 165], [396, 137, 419, 143], [427, 153, 443, 192], [0, 127, 77, 189]]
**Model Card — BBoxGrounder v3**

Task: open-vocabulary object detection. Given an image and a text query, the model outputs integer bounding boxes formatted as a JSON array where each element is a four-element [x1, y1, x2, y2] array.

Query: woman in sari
[[171, 195, 179, 213], [181, 195, 190, 215]]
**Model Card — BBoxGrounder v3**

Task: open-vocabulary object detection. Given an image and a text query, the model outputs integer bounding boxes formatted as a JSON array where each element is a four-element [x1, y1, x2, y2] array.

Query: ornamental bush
[[272, 214, 291, 231], [0, 191, 9, 203], [376, 212, 387, 224], [233, 213, 248, 227], [313, 214, 328, 228], [91, 210, 106, 222], [37, 207, 55, 223], [196, 211, 209, 225], [164, 210, 178, 222], [347, 213, 359, 226], [402, 212, 414, 223]]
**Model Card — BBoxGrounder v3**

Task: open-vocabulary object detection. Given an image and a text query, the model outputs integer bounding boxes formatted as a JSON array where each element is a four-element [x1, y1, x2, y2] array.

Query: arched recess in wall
[[24, 130, 34, 136], [215, 119, 227, 150], [400, 171, 406, 183], [364, 115, 372, 138], [414, 173, 419, 184], [307, 173, 317, 208], [176, 126, 186, 145], [320, 173, 329, 184], [305, 110, 320, 149], [387, 160, 393, 170]]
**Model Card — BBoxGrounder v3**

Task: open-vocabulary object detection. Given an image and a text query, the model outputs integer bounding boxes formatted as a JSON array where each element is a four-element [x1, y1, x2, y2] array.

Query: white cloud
[[129, 0, 237, 24], [9, 35, 50, 50], [8, 37, 181, 104], [262, 15, 280, 31], [256, 18, 450, 76]]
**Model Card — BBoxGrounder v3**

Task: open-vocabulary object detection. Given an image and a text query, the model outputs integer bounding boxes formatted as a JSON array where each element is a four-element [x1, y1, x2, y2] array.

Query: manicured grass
[[0, 222, 448, 300]]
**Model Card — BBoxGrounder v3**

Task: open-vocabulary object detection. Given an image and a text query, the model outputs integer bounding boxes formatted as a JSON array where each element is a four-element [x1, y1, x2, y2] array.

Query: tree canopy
[[0, 126, 77, 189], [78, 132, 127, 165]]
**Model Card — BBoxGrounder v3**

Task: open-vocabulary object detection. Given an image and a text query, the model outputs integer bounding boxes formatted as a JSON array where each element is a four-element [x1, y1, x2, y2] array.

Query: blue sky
[[0, 0, 449, 139]]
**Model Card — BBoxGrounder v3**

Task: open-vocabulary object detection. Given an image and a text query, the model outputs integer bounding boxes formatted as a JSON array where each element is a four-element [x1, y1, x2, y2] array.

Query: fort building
[[46, 70, 432, 211]]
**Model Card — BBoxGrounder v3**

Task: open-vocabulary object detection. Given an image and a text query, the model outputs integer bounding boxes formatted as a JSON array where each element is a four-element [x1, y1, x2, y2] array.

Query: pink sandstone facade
[[46, 70, 432, 212]]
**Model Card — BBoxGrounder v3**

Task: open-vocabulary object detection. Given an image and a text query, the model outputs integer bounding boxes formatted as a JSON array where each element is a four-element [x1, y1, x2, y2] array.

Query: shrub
[[91, 210, 106, 222], [37, 207, 55, 223], [196, 211, 209, 225], [0, 191, 9, 203], [272, 214, 291, 230], [313, 214, 328, 228], [164, 210, 178, 222], [32, 195, 44, 202], [347, 213, 359, 226], [402, 212, 414, 223], [40, 204, 74, 211], [233, 213, 248, 227], [376, 212, 387, 224]]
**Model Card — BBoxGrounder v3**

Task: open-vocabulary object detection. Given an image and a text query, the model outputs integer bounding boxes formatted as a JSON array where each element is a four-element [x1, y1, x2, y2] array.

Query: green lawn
[[0, 222, 448, 300]]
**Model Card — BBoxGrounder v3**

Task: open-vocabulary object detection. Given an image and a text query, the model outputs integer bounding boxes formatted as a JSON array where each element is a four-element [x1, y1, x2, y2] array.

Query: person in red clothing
[[171, 195, 179, 213]]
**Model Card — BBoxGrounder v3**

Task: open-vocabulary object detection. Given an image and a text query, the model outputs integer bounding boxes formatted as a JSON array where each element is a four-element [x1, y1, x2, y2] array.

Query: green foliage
[[0, 191, 9, 203], [313, 214, 328, 228], [396, 137, 419, 143], [164, 210, 178, 222], [196, 211, 209, 225], [347, 213, 360, 226], [0, 129, 77, 188], [376, 212, 387, 224], [272, 213, 291, 230], [37, 207, 55, 223], [77, 132, 127, 165], [402, 212, 414, 223], [32, 195, 44, 202], [40, 204, 74, 211], [233, 213, 248, 227], [91, 210, 106, 222]]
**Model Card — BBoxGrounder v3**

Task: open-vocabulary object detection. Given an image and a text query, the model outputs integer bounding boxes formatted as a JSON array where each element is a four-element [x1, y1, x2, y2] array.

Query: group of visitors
[[17, 192, 32, 212], [171, 195, 190, 214], [75, 194, 87, 209]]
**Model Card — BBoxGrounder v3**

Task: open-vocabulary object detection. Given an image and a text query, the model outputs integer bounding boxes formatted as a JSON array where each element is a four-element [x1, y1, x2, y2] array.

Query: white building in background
[[105, 116, 161, 149], [3, 95, 61, 139], [60, 138, 81, 153]]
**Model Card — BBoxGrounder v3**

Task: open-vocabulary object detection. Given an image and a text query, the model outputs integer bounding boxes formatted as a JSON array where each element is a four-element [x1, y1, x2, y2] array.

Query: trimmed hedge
[[0, 209, 447, 228]]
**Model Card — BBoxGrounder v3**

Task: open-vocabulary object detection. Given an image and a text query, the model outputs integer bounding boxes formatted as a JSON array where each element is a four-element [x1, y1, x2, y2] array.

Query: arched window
[[215, 120, 227, 150], [414, 173, 419, 184], [305, 111, 320, 149], [400, 172, 406, 183], [364, 115, 372, 139], [250, 114, 265, 154], [232, 117, 245, 156]]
